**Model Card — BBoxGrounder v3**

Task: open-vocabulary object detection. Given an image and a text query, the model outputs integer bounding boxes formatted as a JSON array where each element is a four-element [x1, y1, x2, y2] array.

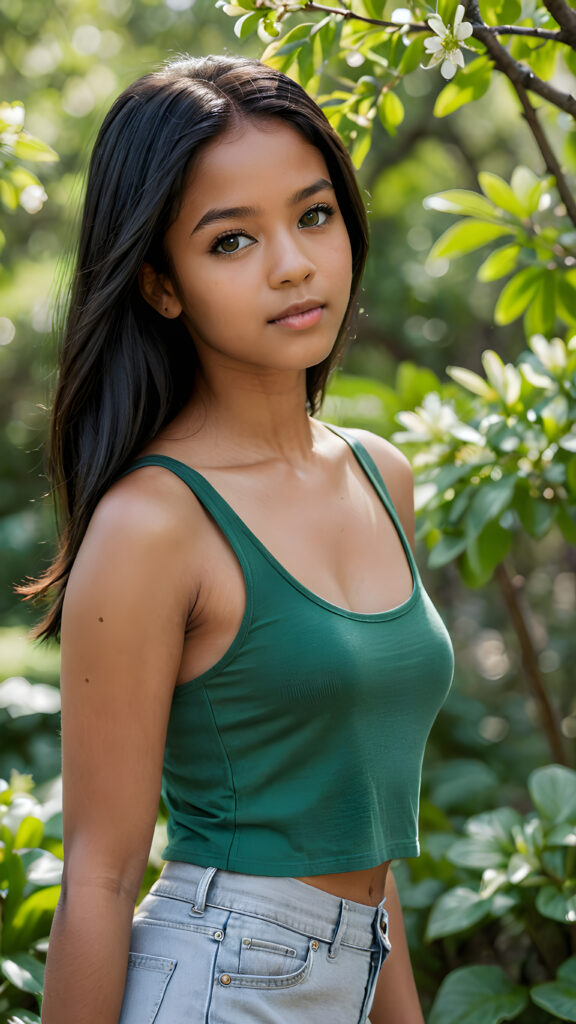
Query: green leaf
[[4, 1010, 42, 1024], [466, 475, 516, 537], [499, 0, 521, 21], [377, 90, 404, 135], [0, 178, 20, 211], [529, 765, 576, 823], [2, 852, 26, 938], [510, 166, 545, 215], [529, 40, 558, 81], [233, 11, 262, 38], [494, 267, 543, 325], [398, 34, 427, 74], [426, 887, 492, 941], [429, 220, 515, 261], [14, 816, 43, 850], [447, 807, 523, 869], [531, 957, 576, 1021], [523, 276, 556, 339], [477, 244, 520, 282], [0, 953, 45, 994], [428, 533, 469, 568], [478, 172, 526, 218], [424, 189, 500, 221], [515, 493, 556, 538], [433, 57, 492, 117], [547, 823, 576, 846], [556, 275, 576, 327], [11, 134, 58, 163], [3, 885, 61, 952], [263, 23, 314, 65], [350, 125, 372, 169], [461, 520, 512, 587], [447, 836, 508, 870], [536, 885, 576, 924], [428, 965, 528, 1024]]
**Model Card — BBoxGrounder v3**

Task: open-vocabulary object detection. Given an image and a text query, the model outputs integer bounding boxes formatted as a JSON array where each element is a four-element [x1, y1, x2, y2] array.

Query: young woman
[[26, 54, 454, 1024]]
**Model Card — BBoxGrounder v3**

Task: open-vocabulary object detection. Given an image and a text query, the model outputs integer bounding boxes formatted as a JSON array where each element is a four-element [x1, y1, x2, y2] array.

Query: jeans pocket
[[118, 952, 177, 1024], [220, 938, 316, 990]]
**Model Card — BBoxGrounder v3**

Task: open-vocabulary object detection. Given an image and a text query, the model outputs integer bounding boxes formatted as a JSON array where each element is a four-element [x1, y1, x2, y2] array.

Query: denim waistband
[[149, 862, 390, 954]]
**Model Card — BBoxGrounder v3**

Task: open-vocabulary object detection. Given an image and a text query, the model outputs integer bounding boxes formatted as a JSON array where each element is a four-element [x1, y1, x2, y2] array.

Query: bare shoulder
[[342, 426, 415, 549], [67, 463, 207, 614], [79, 464, 206, 561]]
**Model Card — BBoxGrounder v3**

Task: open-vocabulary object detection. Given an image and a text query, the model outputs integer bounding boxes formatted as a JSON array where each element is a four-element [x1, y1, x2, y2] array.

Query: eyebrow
[[191, 178, 334, 235]]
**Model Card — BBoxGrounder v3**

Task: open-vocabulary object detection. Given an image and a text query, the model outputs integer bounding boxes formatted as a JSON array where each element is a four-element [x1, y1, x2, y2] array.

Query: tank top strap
[[321, 422, 395, 506], [120, 454, 255, 570], [321, 422, 420, 582]]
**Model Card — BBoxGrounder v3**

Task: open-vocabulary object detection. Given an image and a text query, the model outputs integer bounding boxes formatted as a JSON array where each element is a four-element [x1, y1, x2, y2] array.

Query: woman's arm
[[369, 869, 425, 1024], [42, 470, 198, 1024]]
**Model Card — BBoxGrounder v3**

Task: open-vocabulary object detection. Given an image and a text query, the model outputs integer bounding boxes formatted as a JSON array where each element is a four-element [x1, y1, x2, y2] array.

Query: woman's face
[[157, 117, 353, 377]]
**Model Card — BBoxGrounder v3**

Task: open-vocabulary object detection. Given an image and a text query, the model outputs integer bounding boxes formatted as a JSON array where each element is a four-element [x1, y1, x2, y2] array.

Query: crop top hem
[[161, 839, 421, 875]]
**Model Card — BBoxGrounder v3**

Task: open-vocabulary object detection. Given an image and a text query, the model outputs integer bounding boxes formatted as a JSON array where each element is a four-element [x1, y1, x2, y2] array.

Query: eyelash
[[210, 202, 336, 255]]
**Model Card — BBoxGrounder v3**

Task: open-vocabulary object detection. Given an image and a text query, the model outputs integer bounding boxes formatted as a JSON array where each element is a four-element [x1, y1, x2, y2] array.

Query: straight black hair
[[21, 54, 370, 639]]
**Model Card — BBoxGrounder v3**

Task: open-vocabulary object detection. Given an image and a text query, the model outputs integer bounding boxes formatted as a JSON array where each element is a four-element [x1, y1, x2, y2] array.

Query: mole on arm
[[98, 617, 104, 623]]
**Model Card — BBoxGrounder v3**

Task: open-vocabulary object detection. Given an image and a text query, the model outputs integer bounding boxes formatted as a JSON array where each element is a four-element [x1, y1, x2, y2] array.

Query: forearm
[[369, 868, 424, 1024], [42, 883, 135, 1024]]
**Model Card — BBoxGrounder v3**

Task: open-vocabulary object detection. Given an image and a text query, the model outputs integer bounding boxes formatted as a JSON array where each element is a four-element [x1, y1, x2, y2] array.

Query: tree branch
[[494, 562, 569, 767], [540, 0, 576, 39], [468, 13, 576, 119], [303, 1, 576, 44], [513, 79, 576, 226], [465, 0, 576, 227]]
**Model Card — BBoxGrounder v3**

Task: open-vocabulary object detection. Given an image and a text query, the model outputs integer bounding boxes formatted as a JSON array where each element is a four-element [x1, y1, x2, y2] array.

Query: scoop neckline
[[132, 427, 421, 623]]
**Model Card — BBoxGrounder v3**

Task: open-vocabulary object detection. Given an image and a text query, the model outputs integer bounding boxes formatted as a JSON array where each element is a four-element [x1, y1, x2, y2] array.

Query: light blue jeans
[[119, 862, 391, 1024]]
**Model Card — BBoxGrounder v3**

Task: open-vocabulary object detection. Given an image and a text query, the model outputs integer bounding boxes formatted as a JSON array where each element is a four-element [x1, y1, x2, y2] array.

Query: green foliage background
[[1, 0, 575, 1019]]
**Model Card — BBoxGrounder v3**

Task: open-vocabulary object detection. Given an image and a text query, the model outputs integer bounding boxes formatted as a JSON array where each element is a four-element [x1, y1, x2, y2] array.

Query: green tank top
[[124, 424, 454, 874]]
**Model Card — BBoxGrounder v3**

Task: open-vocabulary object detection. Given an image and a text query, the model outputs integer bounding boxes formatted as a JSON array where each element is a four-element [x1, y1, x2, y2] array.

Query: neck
[[167, 364, 323, 467]]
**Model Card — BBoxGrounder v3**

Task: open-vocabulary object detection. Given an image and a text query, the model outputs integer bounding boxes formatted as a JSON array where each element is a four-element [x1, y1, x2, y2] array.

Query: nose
[[268, 230, 316, 288]]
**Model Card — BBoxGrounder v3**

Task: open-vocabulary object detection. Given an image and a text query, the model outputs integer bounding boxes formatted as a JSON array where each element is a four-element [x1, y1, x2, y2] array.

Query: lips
[[268, 300, 325, 327]]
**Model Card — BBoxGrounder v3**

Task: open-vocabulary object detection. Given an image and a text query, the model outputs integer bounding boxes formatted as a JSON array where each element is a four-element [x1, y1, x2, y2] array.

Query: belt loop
[[190, 866, 218, 915], [328, 899, 348, 960]]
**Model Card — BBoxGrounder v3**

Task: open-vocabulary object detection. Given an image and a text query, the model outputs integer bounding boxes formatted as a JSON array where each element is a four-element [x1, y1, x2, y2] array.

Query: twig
[[303, 1, 576, 44], [513, 79, 576, 226], [469, 14, 576, 120], [494, 562, 568, 767]]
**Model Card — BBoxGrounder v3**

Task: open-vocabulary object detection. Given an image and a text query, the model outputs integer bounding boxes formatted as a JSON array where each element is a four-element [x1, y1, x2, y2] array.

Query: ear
[[138, 262, 182, 319]]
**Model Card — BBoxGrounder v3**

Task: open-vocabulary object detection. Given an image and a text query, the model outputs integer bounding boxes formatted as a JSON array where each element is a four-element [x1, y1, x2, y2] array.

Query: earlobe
[[138, 262, 182, 319]]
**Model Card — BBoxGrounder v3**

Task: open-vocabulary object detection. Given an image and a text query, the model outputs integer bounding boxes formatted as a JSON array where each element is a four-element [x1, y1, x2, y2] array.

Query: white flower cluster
[[423, 5, 474, 79]]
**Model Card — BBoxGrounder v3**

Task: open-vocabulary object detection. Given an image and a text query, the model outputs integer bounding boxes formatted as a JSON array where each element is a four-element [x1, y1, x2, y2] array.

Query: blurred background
[[1, 1, 575, 1017]]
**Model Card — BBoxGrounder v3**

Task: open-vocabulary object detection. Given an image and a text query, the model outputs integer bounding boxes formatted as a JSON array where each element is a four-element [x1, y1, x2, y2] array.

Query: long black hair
[[21, 54, 370, 639]]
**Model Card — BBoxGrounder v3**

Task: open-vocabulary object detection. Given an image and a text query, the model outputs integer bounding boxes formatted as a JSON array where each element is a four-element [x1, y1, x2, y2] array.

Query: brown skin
[[42, 120, 423, 1023]]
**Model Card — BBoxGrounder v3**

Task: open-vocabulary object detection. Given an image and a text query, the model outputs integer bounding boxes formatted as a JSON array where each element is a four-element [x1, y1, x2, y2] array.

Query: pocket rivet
[[214, 930, 224, 940], [242, 938, 251, 947], [311, 940, 319, 951], [220, 974, 231, 985]]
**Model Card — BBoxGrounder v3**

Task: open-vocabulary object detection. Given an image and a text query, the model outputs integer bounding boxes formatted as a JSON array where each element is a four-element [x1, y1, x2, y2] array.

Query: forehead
[[182, 118, 331, 211]]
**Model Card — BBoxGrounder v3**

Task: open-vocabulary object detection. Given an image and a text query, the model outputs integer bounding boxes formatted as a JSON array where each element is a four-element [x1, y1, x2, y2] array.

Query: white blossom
[[423, 4, 473, 79], [19, 184, 48, 214]]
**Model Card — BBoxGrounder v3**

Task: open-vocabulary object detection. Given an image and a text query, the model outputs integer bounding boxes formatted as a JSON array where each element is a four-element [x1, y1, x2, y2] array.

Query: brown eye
[[220, 235, 240, 252], [299, 205, 333, 229], [213, 233, 254, 254], [300, 209, 321, 227]]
